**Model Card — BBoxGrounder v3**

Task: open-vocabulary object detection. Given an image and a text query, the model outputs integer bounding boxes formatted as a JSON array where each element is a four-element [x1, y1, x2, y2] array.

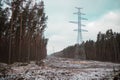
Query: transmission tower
[[70, 7, 88, 44]]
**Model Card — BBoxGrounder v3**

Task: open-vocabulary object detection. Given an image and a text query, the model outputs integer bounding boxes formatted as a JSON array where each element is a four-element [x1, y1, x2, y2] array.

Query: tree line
[[0, 0, 48, 64], [85, 29, 120, 63], [57, 29, 120, 63]]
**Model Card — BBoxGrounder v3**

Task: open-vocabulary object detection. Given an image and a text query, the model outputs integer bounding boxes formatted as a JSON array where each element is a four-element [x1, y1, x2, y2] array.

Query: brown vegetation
[[54, 29, 120, 63], [0, 0, 48, 64]]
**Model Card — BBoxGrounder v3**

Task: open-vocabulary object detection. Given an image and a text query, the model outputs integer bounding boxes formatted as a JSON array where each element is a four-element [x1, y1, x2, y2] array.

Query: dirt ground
[[0, 56, 120, 80]]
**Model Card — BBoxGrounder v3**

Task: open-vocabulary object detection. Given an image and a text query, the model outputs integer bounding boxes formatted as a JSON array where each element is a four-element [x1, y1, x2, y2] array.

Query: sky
[[43, 0, 120, 55]]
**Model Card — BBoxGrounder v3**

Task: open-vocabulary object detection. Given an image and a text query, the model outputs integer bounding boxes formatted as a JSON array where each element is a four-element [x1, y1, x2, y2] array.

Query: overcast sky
[[43, 0, 120, 55]]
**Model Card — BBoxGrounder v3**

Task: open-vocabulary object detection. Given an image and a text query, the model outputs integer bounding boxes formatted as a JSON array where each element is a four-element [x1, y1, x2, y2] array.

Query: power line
[[70, 7, 88, 44]]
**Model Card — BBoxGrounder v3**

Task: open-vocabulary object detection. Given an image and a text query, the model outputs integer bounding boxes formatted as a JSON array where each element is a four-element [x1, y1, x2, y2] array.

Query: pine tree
[[0, 0, 48, 64]]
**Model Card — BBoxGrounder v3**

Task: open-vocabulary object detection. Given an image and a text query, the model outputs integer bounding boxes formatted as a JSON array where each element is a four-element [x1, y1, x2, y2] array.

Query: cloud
[[84, 11, 120, 41], [43, 0, 120, 55], [45, 23, 77, 54], [46, 10, 120, 55]]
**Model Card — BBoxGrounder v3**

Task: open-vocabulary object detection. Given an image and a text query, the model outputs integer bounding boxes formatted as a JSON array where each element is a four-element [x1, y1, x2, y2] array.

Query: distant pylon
[[70, 7, 88, 44]]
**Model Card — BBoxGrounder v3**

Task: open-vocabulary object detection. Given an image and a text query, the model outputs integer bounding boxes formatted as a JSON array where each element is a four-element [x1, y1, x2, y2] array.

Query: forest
[[0, 0, 120, 80], [85, 29, 120, 63], [0, 0, 120, 64], [0, 0, 48, 64], [56, 29, 120, 63]]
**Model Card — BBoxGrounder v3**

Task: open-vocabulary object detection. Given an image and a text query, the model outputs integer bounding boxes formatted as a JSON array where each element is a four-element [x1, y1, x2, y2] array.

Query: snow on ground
[[0, 56, 120, 80]]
